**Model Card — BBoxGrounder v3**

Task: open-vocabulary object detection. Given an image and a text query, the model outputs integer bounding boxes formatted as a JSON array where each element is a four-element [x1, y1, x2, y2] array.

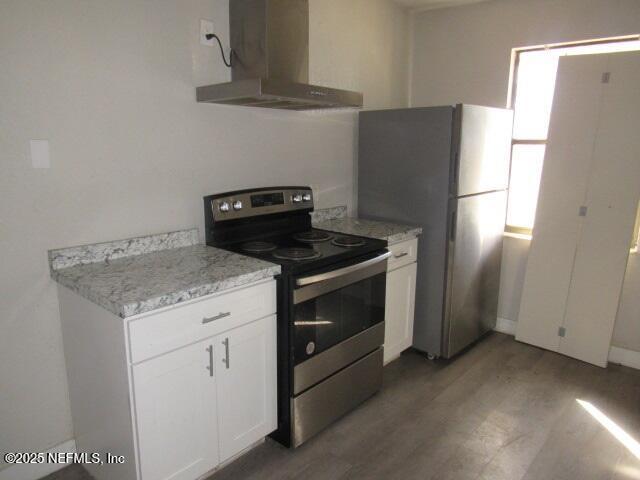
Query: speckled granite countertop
[[49, 229, 280, 318], [313, 215, 422, 245]]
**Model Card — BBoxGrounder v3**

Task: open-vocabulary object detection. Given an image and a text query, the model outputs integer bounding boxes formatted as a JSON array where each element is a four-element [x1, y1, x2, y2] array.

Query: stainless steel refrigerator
[[358, 104, 513, 359]]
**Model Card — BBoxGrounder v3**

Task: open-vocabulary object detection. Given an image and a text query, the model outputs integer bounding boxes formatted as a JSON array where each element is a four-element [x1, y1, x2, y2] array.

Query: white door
[[132, 339, 219, 480], [215, 315, 277, 461], [559, 52, 640, 366], [384, 263, 417, 364], [516, 52, 640, 367]]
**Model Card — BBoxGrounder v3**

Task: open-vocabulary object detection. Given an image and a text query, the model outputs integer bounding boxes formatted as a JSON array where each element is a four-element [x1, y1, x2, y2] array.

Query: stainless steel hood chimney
[[196, 0, 363, 111]]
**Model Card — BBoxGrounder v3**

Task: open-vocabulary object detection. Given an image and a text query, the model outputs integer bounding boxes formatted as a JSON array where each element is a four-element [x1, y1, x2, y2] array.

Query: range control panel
[[209, 187, 313, 221]]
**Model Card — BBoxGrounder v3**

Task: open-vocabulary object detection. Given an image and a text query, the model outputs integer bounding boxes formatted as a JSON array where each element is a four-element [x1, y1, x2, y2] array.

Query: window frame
[[505, 35, 640, 237]]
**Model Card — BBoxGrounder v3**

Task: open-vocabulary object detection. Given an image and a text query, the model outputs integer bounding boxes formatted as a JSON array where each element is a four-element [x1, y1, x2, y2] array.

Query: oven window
[[293, 271, 386, 364]]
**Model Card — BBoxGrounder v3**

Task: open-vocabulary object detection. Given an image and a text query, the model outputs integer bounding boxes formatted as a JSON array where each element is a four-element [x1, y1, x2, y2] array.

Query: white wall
[[0, 0, 409, 466], [409, 0, 640, 352], [310, 0, 411, 110]]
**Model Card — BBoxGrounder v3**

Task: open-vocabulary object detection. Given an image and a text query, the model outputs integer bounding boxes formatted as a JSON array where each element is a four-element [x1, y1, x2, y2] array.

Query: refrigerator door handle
[[450, 209, 458, 242], [452, 151, 459, 195]]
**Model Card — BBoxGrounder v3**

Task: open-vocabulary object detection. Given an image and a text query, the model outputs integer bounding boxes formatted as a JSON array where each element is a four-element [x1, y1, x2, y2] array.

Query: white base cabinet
[[58, 280, 277, 480], [215, 315, 277, 462], [384, 239, 418, 364], [133, 338, 220, 480]]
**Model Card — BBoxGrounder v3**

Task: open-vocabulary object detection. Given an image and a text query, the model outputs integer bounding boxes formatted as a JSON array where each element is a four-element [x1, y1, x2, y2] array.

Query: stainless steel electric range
[[204, 187, 390, 448]]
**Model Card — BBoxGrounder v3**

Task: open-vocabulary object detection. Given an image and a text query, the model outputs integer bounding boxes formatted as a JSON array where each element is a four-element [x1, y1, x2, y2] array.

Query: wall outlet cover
[[30, 139, 50, 169], [200, 19, 215, 47]]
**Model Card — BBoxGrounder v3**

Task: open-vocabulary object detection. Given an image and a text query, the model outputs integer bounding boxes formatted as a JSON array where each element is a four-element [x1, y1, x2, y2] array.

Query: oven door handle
[[296, 251, 392, 287]]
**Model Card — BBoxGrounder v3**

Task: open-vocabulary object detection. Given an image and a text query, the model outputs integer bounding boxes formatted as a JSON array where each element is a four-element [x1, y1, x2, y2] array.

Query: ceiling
[[392, 0, 489, 11]]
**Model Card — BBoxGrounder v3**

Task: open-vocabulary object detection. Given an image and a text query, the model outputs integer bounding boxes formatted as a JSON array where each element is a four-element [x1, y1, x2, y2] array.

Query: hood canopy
[[196, 0, 363, 110]]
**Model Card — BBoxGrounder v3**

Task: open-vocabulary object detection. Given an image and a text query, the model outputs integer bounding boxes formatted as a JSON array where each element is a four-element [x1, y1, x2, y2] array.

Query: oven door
[[292, 251, 390, 383]]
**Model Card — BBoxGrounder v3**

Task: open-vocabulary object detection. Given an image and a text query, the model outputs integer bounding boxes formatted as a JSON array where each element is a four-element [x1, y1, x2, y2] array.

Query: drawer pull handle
[[202, 312, 231, 324], [206, 345, 214, 377], [222, 338, 230, 369], [394, 252, 409, 259]]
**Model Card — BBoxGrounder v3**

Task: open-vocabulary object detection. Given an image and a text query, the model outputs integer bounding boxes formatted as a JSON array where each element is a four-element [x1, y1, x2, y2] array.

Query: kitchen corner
[[312, 206, 423, 246]]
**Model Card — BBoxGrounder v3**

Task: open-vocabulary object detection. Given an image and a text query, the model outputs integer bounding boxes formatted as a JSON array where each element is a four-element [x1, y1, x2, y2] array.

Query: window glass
[[506, 145, 546, 230], [512, 51, 559, 140], [632, 203, 640, 251]]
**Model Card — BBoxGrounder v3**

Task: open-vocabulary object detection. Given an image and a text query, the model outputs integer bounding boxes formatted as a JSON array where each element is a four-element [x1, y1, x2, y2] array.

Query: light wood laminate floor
[[45, 333, 640, 480]]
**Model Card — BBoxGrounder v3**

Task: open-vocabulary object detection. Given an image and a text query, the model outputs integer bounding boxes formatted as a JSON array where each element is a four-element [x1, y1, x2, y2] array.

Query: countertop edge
[[313, 217, 423, 244], [119, 266, 281, 318], [387, 228, 423, 245], [53, 264, 281, 319]]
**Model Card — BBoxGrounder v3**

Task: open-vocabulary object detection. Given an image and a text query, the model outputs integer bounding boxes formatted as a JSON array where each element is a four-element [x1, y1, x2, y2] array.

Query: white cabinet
[[384, 239, 418, 364], [133, 314, 277, 478], [215, 315, 277, 461], [133, 338, 219, 480], [58, 279, 277, 480]]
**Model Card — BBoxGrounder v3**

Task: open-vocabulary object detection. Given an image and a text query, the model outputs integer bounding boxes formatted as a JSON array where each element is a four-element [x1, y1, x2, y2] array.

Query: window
[[506, 36, 640, 236], [632, 204, 640, 253]]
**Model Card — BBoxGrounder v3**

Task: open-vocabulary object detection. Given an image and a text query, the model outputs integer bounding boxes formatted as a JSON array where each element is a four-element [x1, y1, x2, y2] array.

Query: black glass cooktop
[[223, 228, 386, 274]]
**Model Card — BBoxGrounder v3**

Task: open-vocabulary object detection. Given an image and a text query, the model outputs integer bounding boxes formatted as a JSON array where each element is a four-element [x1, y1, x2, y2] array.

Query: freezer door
[[443, 190, 507, 357], [453, 105, 513, 197]]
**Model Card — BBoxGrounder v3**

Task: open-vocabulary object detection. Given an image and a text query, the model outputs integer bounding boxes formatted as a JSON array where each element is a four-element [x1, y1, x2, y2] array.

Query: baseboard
[[0, 439, 76, 480], [494, 317, 517, 336], [608, 346, 640, 370]]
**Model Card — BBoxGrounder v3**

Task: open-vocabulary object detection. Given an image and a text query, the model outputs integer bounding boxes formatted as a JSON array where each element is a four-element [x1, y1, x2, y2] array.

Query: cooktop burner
[[332, 236, 367, 248], [293, 231, 333, 243], [272, 247, 322, 261], [241, 241, 277, 253]]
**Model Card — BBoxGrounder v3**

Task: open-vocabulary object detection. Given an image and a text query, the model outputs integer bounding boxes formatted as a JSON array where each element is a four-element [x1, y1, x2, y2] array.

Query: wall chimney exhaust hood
[[196, 0, 363, 111]]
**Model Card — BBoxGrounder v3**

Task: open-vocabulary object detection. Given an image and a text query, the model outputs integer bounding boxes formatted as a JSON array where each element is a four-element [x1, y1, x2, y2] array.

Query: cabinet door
[[384, 263, 417, 364], [133, 339, 219, 480], [215, 315, 277, 462]]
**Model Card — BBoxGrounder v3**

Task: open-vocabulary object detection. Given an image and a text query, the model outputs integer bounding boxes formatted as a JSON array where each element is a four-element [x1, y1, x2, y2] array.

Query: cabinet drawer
[[387, 238, 418, 271], [128, 280, 276, 364]]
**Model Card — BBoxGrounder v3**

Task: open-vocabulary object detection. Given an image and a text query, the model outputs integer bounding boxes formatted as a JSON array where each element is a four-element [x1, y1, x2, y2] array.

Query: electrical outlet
[[200, 19, 215, 47]]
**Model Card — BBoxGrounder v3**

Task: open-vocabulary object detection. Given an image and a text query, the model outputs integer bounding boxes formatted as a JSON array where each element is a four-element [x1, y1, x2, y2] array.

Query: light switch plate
[[30, 139, 50, 169], [200, 19, 215, 47]]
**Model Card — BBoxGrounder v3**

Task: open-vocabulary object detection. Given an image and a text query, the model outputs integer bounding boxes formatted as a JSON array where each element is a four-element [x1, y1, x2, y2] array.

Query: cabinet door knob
[[202, 312, 231, 324], [222, 338, 230, 369]]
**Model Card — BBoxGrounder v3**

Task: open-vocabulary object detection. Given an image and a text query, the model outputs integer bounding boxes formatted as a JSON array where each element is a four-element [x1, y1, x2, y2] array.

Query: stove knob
[[219, 201, 230, 212], [302, 193, 312, 202], [233, 200, 243, 211], [292, 194, 303, 203]]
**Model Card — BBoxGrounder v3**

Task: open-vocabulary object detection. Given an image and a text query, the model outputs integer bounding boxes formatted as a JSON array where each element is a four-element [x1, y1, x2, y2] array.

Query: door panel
[[516, 53, 640, 368], [133, 339, 219, 480], [456, 105, 513, 196], [515, 220, 580, 352], [215, 315, 277, 462], [515, 54, 608, 355], [384, 262, 417, 364], [445, 191, 507, 357], [559, 52, 640, 367]]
